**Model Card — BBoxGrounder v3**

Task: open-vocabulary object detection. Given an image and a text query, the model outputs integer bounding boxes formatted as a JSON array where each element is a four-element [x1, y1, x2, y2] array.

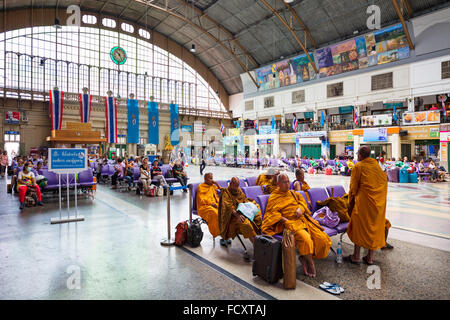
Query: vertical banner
[[127, 99, 139, 144], [170, 103, 179, 146], [50, 89, 64, 130], [79, 93, 92, 123], [293, 115, 298, 132], [105, 96, 117, 144], [148, 101, 159, 145]]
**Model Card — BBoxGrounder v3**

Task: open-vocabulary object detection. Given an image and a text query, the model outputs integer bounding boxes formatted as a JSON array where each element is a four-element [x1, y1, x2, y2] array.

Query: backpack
[[175, 221, 189, 246], [186, 218, 204, 247]]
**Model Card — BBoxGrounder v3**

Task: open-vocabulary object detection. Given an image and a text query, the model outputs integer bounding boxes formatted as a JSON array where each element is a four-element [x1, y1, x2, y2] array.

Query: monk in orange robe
[[346, 146, 392, 265], [292, 168, 311, 206], [262, 173, 331, 278], [196, 173, 222, 238], [256, 168, 279, 194], [218, 177, 262, 246]]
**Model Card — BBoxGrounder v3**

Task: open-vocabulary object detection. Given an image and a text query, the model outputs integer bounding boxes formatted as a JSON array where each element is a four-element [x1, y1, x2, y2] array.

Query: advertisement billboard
[[402, 111, 440, 126], [363, 128, 388, 142], [5, 111, 20, 124], [361, 114, 392, 127]]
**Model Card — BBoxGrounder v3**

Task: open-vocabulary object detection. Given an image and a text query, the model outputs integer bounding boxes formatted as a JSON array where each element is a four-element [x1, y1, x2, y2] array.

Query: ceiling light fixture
[[190, 44, 196, 53]]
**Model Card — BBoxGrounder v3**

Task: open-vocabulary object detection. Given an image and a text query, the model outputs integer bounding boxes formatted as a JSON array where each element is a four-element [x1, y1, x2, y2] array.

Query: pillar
[[391, 134, 401, 160], [353, 135, 360, 160]]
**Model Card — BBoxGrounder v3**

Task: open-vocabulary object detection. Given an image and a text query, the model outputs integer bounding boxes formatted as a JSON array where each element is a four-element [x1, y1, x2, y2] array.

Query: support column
[[353, 135, 360, 161], [391, 134, 401, 160]]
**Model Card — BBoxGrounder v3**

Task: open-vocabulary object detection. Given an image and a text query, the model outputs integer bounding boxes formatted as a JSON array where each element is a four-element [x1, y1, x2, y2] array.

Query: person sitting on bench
[[17, 162, 44, 210], [292, 168, 311, 207], [218, 177, 262, 247], [256, 168, 279, 194], [262, 173, 331, 278], [196, 173, 222, 239]]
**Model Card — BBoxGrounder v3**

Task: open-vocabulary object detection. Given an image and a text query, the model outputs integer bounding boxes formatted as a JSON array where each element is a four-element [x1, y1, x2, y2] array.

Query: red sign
[[5, 111, 20, 124]]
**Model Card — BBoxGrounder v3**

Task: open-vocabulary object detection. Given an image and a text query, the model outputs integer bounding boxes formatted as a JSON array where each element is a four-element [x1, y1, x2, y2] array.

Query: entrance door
[[301, 144, 321, 159], [401, 144, 412, 160], [4, 142, 20, 164], [330, 145, 336, 159]]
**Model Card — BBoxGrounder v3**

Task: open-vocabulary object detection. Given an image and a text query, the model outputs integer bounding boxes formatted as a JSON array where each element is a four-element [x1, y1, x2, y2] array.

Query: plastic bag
[[312, 206, 340, 228]]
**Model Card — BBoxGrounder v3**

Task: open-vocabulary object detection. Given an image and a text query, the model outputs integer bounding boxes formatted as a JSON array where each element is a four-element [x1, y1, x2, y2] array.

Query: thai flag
[[105, 96, 117, 144], [49, 89, 64, 130], [220, 123, 225, 135], [354, 108, 358, 126], [293, 115, 298, 132], [79, 93, 92, 123], [254, 120, 258, 132]]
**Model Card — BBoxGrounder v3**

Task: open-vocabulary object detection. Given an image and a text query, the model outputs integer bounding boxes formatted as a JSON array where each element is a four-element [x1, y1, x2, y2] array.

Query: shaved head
[[229, 177, 240, 192], [277, 173, 290, 192], [358, 146, 371, 161], [204, 173, 214, 185]]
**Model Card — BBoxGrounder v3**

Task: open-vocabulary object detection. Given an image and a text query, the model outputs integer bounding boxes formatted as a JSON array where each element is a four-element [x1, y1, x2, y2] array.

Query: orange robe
[[347, 157, 390, 250], [262, 189, 331, 258], [196, 183, 220, 238], [218, 187, 262, 239], [256, 174, 277, 194], [293, 180, 311, 205]]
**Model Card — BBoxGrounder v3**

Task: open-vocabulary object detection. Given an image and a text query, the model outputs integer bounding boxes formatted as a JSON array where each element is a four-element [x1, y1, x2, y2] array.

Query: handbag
[[282, 229, 297, 290], [312, 206, 340, 228], [186, 218, 204, 247]]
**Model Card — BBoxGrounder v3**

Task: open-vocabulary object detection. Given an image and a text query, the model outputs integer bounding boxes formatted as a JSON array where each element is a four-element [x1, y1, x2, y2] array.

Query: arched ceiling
[[2, 0, 450, 95]]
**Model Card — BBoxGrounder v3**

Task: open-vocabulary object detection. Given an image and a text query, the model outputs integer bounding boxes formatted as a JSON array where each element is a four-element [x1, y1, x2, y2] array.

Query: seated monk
[[346, 146, 392, 266], [256, 168, 279, 194], [262, 173, 332, 278], [292, 168, 311, 207], [196, 173, 222, 239], [218, 177, 262, 246]]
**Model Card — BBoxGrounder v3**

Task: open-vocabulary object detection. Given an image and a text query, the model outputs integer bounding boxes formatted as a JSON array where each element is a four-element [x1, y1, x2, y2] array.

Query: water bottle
[[336, 242, 343, 264]]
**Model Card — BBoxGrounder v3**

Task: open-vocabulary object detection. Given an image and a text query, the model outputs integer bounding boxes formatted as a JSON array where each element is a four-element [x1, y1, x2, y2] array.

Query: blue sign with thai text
[[49, 148, 88, 173]]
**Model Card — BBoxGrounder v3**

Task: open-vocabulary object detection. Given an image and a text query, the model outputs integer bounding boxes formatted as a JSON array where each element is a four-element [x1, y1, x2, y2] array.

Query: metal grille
[[372, 72, 393, 91], [327, 82, 343, 98], [292, 90, 305, 104]]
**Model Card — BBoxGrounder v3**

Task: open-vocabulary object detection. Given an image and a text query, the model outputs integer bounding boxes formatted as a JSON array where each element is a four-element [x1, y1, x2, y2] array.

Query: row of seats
[[188, 177, 348, 242], [31, 168, 96, 192]]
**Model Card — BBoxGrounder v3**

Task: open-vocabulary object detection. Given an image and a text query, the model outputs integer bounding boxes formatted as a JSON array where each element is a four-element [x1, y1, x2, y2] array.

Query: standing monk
[[262, 173, 331, 278], [345, 146, 392, 265], [196, 173, 222, 239], [218, 177, 262, 246]]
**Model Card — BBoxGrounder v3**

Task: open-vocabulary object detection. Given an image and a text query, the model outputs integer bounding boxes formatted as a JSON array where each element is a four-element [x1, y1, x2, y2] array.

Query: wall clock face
[[110, 46, 127, 65]]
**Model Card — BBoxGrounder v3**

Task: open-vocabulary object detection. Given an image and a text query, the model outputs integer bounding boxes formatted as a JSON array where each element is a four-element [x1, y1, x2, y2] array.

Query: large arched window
[[0, 25, 227, 115]]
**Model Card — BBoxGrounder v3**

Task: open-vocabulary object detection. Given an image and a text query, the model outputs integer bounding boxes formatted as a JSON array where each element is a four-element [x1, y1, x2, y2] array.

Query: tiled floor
[[0, 165, 449, 300]]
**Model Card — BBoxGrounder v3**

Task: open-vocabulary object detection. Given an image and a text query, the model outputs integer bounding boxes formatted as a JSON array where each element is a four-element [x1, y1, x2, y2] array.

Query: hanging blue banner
[[127, 99, 139, 144], [170, 103, 179, 146], [148, 101, 159, 145], [320, 111, 325, 127]]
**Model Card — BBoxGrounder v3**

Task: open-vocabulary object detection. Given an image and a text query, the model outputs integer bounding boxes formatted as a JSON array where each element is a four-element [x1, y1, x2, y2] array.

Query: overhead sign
[[296, 131, 327, 138], [363, 128, 387, 142], [361, 114, 392, 127], [181, 125, 192, 132], [49, 148, 88, 174], [402, 111, 440, 125], [5, 111, 20, 124]]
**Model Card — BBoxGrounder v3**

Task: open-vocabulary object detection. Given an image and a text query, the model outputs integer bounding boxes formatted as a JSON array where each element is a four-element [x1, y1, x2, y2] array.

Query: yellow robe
[[347, 157, 390, 250], [196, 183, 221, 238], [293, 180, 311, 205], [262, 189, 331, 258], [218, 187, 262, 240], [256, 174, 277, 194]]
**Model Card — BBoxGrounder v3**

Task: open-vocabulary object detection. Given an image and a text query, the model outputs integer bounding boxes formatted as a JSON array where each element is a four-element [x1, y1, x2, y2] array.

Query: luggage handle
[[259, 235, 276, 244]]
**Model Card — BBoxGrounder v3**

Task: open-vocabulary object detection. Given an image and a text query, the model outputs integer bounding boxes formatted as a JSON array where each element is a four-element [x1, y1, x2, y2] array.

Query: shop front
[[439, 127, 450, 171], [399, 125, 440, 161], [328, 130, 354, 158], [279, 133, 296, 158], [295, 131, 329, 159], [353, 127, 401, 160]]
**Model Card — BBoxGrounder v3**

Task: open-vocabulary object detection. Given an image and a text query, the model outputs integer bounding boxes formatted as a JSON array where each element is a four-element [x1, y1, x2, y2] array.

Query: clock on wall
[[110, 46, 127, 65]]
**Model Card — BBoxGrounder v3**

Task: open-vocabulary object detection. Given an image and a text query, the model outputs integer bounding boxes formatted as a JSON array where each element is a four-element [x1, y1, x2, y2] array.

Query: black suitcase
[[252, 235, 283, 284]]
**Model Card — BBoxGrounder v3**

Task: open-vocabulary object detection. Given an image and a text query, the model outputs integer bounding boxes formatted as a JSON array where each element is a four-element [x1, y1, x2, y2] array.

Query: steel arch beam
[[259, 0, 317, 73], [133, 0, 260, 89], [281, 0, 317, 49]]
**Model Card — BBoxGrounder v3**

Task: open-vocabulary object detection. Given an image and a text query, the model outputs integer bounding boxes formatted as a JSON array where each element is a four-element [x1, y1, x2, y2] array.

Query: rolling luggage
[[399, 169, 409, 183], [408, 172, 418, 183], [252, 235, 283, 284]]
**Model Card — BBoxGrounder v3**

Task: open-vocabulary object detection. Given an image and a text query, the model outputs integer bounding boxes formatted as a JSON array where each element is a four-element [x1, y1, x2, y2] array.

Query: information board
[[49, 148, 88, 174]]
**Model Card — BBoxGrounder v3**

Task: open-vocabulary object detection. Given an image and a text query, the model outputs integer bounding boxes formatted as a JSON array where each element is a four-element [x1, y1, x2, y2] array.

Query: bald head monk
[[218, 177, 262, 246], [345, 146, 392, 266], [262, 173, 331, 278], [196, 173, 223, 239]]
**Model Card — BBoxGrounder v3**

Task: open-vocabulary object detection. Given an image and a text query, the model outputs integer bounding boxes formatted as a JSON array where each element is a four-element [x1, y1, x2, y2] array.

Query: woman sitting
[[151, 160, 168, 188], [17, 162, 44, 210], [139, 158, 152, 193]]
